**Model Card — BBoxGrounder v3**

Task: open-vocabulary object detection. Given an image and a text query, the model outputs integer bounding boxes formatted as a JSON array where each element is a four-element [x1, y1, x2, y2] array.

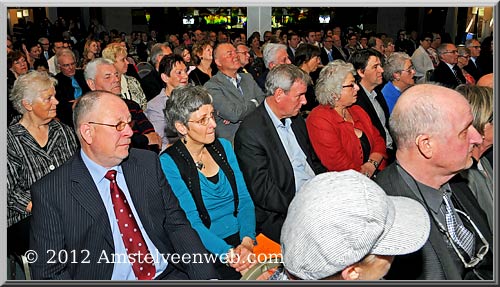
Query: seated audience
[[159, 85, 256, 279], [7, 71, 78, 261], [307, 60, 387, 177], [455, 84, 494, 231], [269, 170, 430, 280], [381, 52, 415, 114]]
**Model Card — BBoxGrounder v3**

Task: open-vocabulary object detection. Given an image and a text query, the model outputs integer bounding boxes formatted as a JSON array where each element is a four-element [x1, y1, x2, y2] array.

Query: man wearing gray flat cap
[[269, 169, 431, 280]]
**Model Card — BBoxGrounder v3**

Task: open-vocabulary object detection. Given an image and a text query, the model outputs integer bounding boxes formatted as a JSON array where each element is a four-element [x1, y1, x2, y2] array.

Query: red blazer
[[307, 104, 387, 172]]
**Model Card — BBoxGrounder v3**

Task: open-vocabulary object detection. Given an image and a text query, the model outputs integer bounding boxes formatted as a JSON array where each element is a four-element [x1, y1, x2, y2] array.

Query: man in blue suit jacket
[[29, 91, 218, 280]]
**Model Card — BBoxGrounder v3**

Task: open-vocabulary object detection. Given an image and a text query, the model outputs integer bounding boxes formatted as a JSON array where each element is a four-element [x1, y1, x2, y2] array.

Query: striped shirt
[[7, 117, 79, 227]]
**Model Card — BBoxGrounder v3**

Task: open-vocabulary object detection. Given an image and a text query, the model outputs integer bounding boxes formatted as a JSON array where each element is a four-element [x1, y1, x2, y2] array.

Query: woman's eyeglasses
[[188, 111, 218, 126]]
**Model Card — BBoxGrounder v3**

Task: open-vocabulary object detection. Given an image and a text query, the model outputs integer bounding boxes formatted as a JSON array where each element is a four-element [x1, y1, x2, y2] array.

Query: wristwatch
[[367, 158, 380, 169]]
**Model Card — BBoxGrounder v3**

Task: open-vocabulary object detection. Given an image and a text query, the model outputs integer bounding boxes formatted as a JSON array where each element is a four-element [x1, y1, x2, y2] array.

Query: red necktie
[[105, 170, 156, 280]]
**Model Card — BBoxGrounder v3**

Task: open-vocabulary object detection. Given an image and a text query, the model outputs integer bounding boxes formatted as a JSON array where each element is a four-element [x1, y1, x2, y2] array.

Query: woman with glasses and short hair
[[456, 84, 493, 231], [159, 85, 256, 280], [457, 47, 476, 85], [381, 52, 415, 114], [307, 60, 387, 178], [410, 32, 434, 83]]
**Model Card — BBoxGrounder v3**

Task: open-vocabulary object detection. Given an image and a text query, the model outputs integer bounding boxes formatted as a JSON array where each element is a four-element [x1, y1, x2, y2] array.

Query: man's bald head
[[390, 84, 469, 149], [477, 73, 493, 88]]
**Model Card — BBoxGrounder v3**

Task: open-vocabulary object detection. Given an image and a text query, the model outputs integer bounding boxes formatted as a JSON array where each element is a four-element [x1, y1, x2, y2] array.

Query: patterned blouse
[[7, 117, 79, 227], [121, 74, 148, 110]]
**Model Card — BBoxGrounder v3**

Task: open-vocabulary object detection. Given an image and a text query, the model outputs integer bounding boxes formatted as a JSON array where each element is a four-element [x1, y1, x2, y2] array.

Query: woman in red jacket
[[307, 60, 387, 178]]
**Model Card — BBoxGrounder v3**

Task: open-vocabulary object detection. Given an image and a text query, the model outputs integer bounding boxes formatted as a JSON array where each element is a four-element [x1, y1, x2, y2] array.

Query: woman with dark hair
[[145, 54, 189, 150], [248, 33, 264, 78], [294, 43, 322, 113], [159, 85, 256, 280], [7, 50, 29, 124], [189, 40, 215, 86]]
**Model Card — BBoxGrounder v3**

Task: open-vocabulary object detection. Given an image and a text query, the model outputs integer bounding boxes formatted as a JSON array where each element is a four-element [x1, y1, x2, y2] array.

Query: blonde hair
[[102, 43, 127, 62]]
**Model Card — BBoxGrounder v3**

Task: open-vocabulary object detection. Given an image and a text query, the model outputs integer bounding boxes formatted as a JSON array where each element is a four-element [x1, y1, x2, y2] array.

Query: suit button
[[49, 164, 55, 170]]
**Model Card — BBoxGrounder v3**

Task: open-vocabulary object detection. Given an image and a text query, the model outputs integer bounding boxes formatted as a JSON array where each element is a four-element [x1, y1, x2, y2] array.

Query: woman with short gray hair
[[381, 52, 415, 114], [159, 85, 256, 280], [307, 60, 387, 178], [7, 71, 78, 255]]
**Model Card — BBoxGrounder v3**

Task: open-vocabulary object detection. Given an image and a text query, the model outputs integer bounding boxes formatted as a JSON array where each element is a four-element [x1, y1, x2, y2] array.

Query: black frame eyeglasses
[[188, 111, 218, 126], [88, 120, 133, 131], [342, 83, 357, 89]]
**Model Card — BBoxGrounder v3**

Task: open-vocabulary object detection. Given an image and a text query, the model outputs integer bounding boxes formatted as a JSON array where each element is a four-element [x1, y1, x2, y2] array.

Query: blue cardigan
[[160, 138, 256, 256]]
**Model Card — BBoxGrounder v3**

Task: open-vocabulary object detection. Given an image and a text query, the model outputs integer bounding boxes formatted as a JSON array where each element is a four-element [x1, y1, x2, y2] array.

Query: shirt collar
[[80, 149, 123, 186], [264, 99, 290, 129]]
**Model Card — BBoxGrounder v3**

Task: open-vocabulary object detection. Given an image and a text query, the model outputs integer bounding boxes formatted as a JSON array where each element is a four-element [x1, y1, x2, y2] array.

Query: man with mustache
[[375, 84, 493, 280], [84, 58, 161, 152]]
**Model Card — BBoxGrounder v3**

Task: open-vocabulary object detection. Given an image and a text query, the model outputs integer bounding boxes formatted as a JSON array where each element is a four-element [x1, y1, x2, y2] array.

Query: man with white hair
[[256, 43, 291, 92], [376, 84, 493, 280]]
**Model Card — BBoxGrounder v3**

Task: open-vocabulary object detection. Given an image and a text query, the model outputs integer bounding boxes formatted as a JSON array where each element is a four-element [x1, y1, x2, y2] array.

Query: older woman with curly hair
[[7, 71, 78, 257], [456, 84, 493, 231], [381, 52, 415, 114], [102, 43, 148, 110], [307, 60, 387, 178]]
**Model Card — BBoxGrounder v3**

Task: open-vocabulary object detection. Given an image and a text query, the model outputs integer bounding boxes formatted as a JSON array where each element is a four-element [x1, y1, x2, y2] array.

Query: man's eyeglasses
[[442, 50, 458, 54], [438, 209, 490, 268], [470, 45, 481, 49], [59, 62, 76, 68], [188, 111, 217, 126], [458, 55, 470, 59], [88, 120, 133, 131]]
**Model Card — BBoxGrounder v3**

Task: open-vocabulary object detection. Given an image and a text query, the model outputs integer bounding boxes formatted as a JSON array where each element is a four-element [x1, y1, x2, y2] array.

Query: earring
[[182, 136, 187, 144]]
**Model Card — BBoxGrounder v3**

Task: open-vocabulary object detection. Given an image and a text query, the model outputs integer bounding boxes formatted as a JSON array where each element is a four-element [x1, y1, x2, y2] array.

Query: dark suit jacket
[[319, 48, 333, 66], [139, 69, 163, 102], [54, 70, 90, 127], [430, 61, 466, 89], [463, 59, 483, 82], [331, 46, 350, 61], [29, 149, 218, 280], [286, 47, 295, 64], [376, 163, 493, 280], [354, 85, 390, 141], [234, 104, 326, 243]]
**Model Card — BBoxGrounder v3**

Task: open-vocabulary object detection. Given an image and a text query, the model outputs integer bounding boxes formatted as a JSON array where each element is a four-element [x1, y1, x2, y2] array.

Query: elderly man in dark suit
[[375, 84, 492, 280], [29, 91, 218, 280], [204, 43, 266, 143], [430, 43, 466, 89], [234, 64, 326, 244], [54, 48, 90, 127]]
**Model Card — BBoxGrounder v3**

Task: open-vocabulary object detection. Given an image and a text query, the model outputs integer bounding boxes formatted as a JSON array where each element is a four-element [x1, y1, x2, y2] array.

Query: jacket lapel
[[69, 153, 114, 249]]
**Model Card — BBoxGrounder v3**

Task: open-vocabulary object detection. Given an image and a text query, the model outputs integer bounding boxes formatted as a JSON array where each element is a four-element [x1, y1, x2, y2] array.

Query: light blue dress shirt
[[80, 149, 167, 280], [264, 100, 315, 192]]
